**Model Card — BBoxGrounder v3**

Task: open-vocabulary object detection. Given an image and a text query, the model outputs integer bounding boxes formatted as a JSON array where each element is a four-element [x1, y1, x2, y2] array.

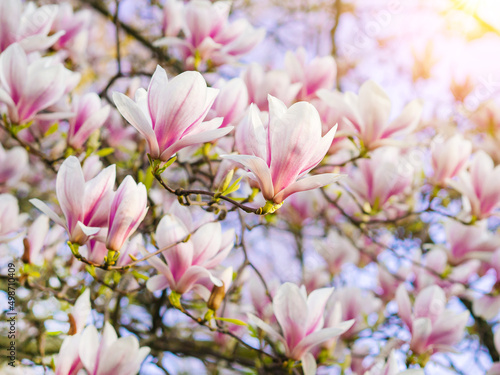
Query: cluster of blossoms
[[1, 1, 500, 375]]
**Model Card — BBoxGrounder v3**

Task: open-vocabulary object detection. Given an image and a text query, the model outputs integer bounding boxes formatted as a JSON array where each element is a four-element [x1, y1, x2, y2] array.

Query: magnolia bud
[[207, 282, 225, 311]]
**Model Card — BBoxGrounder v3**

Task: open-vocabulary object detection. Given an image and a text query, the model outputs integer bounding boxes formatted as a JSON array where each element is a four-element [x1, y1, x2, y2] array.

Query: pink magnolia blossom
[[0, 43, 74, 124], [146, 214, 234, 295], [396, 284, 469, 355], [348, 148, 414, 211], [430, 134, 471, 185], [248, 283, 353, 375], [222, 96, 342, 205], [51, 3, 91, 52], [473, 249, 500, 320], [0, 143, 28, 186], [162, 0, 184, 37], [155, 0, 264, 68], [0, 0, 63, 53], [444, 220, 500, 265], [448, 151, 500, 219], [79, 322, 150, 375], [285, 47, 337, 100], [24, 215, 49, 265], [0, 193, 27, 243], [329, 287, 382, 338], [242, 63, 302, 111], [207, 77, 249, 128], [55, 334, 83, 375], [317, 80, 422, 150], [315, 231, 360, 275], [106, 176, 148, 252], [113, 66, 231, 161], [30, 156, 115, 245], [67, 93, 110, 150]]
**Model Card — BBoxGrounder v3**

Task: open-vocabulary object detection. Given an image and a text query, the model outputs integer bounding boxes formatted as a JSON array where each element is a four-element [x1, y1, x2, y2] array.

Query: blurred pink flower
[[430, 134, 471, 186], [67, 93, 110, 150], [113, 66, 231, 161], [318, 80, 422, 150], [146, 214, 234, 294], [207, 77, 248, 128], [242, 63, 301, 111], [0, 0, 63, 53], [396, 284, 469, 355], [0, 143, 28, 186], [285, 47, 337, 100], [449, 150, 500, 220]]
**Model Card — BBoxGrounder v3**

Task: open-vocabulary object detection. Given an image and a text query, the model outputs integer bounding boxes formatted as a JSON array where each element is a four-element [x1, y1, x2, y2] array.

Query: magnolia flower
[[364, 350, 424, 375], [67, 93, 110, 150], [473, 249, 500, 320], [0, 0, 63, 52], [78, 323, 150, 375], [0, 193, 27, 243], [113, 66, 231, 161], [348, 147, 414, 211], [430, 134, 471, 186], [55, 334, 83, 375], [106, 176, 148, 252], [444, 220, 500, 265], [315, 231, 360, 275], [23, 215, 49, 265], [248, 283, 353, 375], [207, 77, 249, 128], [0, 43, 73, 124], [329, 287, 382, 338], [318, 80, 422, 149], [222, 96, 342, 205], [285, 47, 337, 100], [30, 156, 115, 245], [162, 0, 183, 37], [51, 3, 91, 52], [155, 0, 264, 68], [242, 63, 302, 111], [449, 151, 500, 220], [396, 284, 469, 356], [146, 214, 234, 295], [0, 143, 28, 186]]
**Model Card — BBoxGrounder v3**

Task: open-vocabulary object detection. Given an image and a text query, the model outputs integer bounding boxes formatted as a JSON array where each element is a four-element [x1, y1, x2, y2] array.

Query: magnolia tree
[[1, 0, 500, 374]]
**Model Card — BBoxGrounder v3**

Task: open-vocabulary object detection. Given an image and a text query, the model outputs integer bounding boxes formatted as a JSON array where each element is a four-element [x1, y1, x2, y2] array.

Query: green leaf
[[223, 176, 242, 195], [46, 331, 63, 336], [96, 147, 115, 157], [213, 317, 248, 326], [44, 122, 59, 137]]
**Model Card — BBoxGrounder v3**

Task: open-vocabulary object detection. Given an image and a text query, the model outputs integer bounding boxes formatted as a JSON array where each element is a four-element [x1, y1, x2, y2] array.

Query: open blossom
[[0, 0, 63, 53], [155, 0, 264, 68], [106, 176, 148, 252], [23, 215, 49, 265], [285, 47, 337, 100], [0, 43, 75, 124], [248, 283, 354, 375], [348, 147, 414, 211], [0, 143, 28, 186], [146, 214, 234, 295], [396, 284, 469, 356], [207, 78, 249, 128], [51, 3, 91, 52], [318, 80, 422, 149], [222, 96, 342, 205], [57, 322, 150, 375], [30, 156, 115, 245], [430, 134, 471, 185], [242, 63, 302, 111], [67, 93, 110, 150], [162, 0, 184, 37], [113, 66, 231, 161], [448, 150, 500, 219]]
